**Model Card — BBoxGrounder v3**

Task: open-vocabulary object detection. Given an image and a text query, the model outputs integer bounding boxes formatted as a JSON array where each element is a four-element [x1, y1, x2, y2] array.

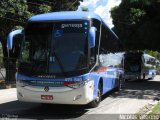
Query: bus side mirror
[[88, 27, 96, 48], [7, 29, 23, 49]]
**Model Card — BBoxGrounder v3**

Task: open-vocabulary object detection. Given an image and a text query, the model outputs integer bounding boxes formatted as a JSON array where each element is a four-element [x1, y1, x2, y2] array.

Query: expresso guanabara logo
[[61, 24, 83, 28]]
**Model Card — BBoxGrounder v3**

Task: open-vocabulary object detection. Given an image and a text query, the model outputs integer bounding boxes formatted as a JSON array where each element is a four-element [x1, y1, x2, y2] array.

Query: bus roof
[[28, 11, 119, 44], [29, 11, 102, 22]]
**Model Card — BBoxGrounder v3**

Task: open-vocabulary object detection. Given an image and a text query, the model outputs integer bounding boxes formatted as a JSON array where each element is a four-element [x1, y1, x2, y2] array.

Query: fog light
[[73, 95, 82, 101]]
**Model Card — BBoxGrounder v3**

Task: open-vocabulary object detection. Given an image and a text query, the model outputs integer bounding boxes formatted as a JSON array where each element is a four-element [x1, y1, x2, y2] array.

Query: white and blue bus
[[7, 11, 123, 107], [124, 51, 156, 81], [144, 54, 156, 79]]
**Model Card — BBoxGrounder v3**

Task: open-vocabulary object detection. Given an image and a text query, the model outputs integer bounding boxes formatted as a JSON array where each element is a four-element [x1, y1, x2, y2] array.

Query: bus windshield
[[19, 21, 89, 77], [124, 57, 141, 73]]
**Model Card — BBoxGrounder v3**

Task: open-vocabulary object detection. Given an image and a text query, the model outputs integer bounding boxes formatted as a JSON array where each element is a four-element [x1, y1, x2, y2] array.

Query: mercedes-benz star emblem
[[44, 86, 49, 92]]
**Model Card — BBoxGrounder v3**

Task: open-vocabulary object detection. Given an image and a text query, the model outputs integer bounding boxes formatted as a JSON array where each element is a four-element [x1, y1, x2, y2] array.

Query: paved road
[[0, 76, 160, 120]]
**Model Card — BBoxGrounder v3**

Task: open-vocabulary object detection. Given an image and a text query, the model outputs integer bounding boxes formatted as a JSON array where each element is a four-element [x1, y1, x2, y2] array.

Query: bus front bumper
[[17, 81, 94, 105]]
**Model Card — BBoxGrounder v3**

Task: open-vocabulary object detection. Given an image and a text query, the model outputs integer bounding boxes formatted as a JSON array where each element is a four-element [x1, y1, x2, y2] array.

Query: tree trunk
[[1, 40, 16, 84], [5, 58, 16, 84]]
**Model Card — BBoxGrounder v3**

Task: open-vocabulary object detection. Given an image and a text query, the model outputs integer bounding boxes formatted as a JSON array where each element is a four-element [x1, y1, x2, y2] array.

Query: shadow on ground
[[111, 79, 160, 100], [0, 101, 90, 119], [0, 100, 120, 120], [0, 91, 116, 119]]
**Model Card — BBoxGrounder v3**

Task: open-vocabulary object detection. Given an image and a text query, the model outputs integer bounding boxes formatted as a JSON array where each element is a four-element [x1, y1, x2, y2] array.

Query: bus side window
[[100, 24, 121, 53]]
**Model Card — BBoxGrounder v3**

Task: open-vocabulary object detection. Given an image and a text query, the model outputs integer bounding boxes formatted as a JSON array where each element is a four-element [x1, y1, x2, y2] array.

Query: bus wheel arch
[[89, 78, 103, 108]]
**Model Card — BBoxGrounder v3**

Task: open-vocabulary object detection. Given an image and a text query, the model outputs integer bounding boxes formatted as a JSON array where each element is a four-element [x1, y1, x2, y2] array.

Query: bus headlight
[[64, 80, 90, 89], [64, 81, 85, 89]]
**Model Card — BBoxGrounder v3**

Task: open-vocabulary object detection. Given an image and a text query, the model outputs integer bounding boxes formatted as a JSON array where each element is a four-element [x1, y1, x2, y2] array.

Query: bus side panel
[[89, 72, 119, 99], [103, 77, 118, 94], [103, 77, 113, 93]]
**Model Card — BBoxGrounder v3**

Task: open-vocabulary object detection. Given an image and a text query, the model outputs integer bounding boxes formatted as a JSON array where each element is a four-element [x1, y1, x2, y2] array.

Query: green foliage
[[129, 8, 146, 24], [156, 66, 160, 75], [52, 0, 81, 11], [111, 0, 160, 51], [27, 0, 81, 13], [39, 4, 52, 13], [149, 102, 160, 114], [144, 50, 160, 61], [0, 0, 31, 59], [81, 7, 89, 11]]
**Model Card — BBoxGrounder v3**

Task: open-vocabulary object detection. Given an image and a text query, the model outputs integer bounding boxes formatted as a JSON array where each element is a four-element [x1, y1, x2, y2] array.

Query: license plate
[[41, 95, 53, 100]]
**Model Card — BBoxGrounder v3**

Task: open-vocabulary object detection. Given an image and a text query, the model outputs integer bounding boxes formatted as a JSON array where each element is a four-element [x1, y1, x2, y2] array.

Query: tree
[[81, 7, 89, 11], [0, 0, 31, 83], [144, 50, 160, 61], [111, 0, 160, 51], [51, 0, 82, 11], [27, 0, 82, 14], [27, 0, 52, 14]]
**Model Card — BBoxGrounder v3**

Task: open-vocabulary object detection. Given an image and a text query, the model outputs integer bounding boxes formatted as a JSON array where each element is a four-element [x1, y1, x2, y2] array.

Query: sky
[[78, 0, 122, 28]]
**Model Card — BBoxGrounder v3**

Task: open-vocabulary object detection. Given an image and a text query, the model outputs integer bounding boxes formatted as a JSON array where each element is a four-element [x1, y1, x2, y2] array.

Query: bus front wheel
[[89, 83, 102, 108]]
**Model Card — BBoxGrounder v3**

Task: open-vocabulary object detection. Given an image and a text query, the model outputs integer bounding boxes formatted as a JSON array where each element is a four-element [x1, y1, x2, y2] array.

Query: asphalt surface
[[0, 76, 160, 120]]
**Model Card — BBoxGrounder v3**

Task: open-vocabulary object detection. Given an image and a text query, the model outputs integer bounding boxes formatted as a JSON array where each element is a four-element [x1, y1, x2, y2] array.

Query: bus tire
[[89, 82, 102, 108]]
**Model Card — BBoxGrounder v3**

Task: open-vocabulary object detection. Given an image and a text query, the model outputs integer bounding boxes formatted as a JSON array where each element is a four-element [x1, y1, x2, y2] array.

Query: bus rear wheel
[[89, 83, 102, 108]]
